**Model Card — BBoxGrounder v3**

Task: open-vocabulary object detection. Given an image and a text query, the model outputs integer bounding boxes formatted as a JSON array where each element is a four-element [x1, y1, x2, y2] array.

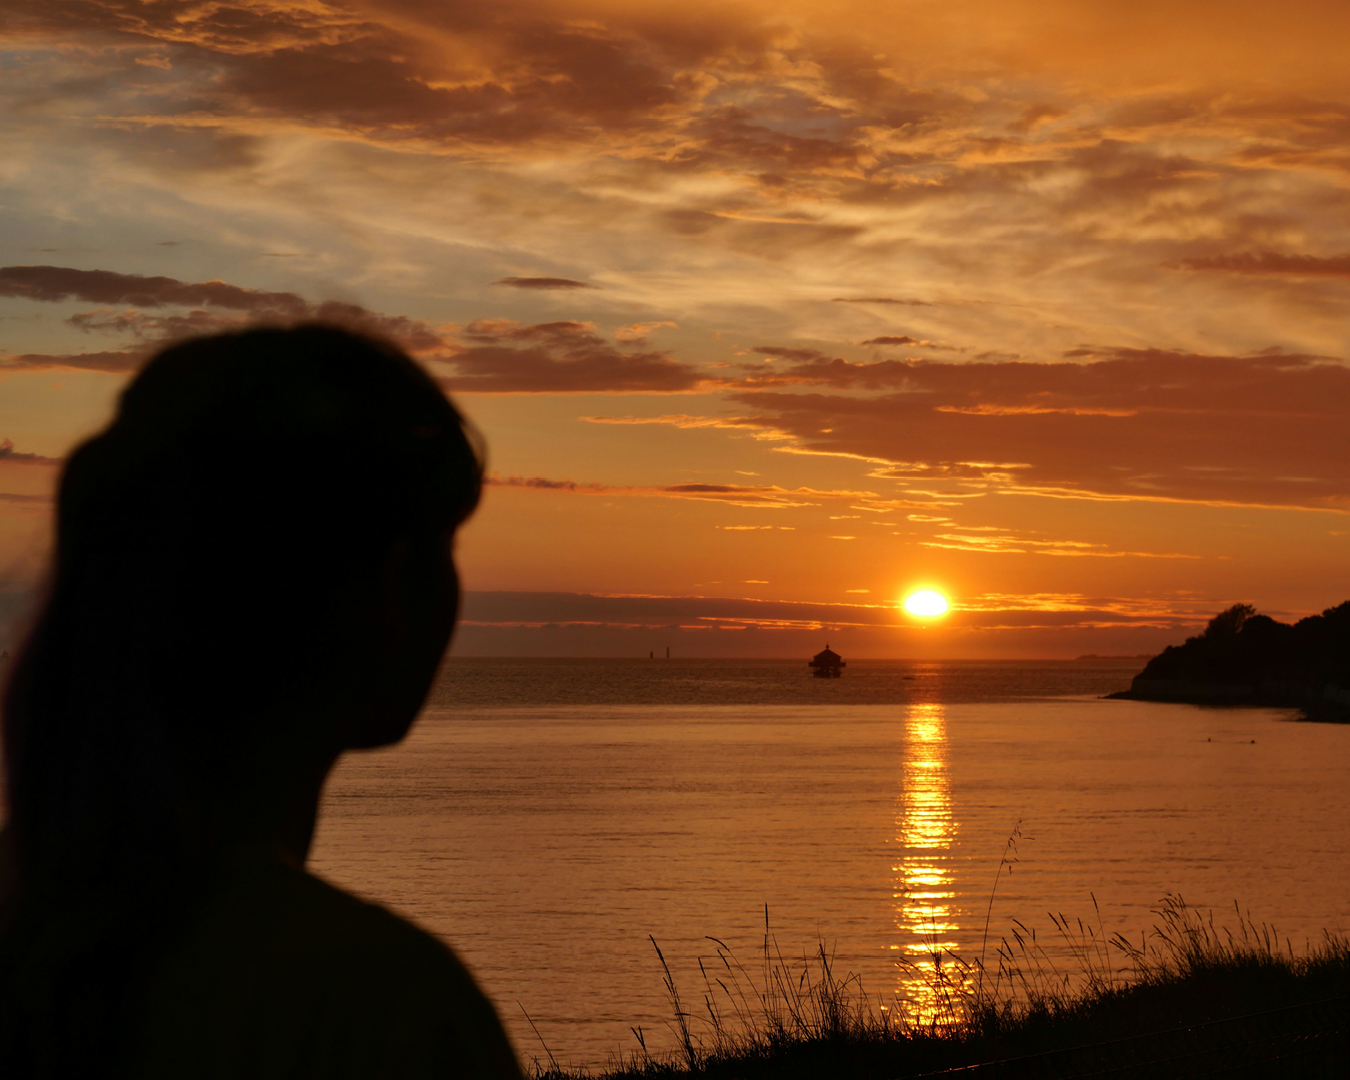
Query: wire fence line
[[906, 995, 1348, 1079]]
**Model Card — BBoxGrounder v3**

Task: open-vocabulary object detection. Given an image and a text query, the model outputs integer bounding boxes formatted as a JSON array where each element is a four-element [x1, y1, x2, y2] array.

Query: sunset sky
[[1, 0, 1348, 657]]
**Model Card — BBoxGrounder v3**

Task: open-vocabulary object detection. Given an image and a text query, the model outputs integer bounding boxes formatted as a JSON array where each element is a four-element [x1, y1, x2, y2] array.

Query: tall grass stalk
[[529, 896, 1349, 1079], [975, 820, 1023, 1004]]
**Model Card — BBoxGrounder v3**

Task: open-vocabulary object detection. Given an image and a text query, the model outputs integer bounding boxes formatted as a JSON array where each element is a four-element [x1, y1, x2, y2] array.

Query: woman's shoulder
[[133, 854, 523, 1080], [195, 854, 455, 971]]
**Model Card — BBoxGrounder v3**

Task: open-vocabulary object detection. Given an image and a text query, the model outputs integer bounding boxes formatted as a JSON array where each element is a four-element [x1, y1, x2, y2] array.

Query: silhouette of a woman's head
[[0, 324, 482, 1072]]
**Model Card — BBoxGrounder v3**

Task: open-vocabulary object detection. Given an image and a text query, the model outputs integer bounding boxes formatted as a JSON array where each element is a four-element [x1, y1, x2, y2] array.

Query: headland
[[1108, 601, 1350, 721]]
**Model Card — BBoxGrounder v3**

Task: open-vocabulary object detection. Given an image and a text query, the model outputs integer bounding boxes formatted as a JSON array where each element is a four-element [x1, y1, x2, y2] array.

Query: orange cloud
[[8, 0, 1350, 313], [919, 531, 1203, 559], [582, 414, 789, 437], [613, 321, 677, 343], [722, 348, 1350, 509]]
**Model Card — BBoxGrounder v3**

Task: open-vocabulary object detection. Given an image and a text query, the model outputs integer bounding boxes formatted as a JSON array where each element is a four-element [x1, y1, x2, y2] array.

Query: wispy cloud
[[0, 266, 707, 394], [833, 297, 936, 307], [582, 414, 782, 436], [919, 531, 1203, 559], [0, 265, 447, 364], [439, 320, 703, 393], [1170, 252, 1350, 277], [487, 472, 874, 507], [0, 265, 310, 312], [494, 277, 598, 289]]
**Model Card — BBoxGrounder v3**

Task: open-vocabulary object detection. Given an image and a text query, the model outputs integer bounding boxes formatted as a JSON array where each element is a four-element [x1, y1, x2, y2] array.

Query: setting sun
[[903, 590, 950, 618]]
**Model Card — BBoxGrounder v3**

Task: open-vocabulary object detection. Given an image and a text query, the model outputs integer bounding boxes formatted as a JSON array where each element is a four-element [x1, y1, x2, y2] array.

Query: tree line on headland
[[1112, 601, 1350, 720]]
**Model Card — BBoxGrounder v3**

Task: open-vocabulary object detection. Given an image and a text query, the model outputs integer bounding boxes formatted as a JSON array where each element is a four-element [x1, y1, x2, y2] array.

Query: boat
[[808, 645, 845, 678]]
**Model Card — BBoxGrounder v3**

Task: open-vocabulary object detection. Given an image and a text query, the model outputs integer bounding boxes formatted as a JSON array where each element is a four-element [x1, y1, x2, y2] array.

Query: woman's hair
[[0, 325, 483, 1076]]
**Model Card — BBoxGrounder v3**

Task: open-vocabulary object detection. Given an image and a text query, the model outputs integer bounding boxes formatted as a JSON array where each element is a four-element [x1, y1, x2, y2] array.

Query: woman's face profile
[[344, 528, 460, 750]]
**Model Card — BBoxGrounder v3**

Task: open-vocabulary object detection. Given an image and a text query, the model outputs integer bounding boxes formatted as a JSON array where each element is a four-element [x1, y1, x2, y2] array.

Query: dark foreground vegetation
[[1113, 601, 1350, 720], [532, 898, 1349, 1080]]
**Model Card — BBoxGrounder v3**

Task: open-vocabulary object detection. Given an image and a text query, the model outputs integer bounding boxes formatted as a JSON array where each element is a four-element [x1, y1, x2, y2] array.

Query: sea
[[307, 658, 1350, 1069]]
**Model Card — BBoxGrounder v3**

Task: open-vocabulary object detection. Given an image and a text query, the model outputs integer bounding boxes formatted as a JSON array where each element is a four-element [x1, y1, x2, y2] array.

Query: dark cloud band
[[493, 277, 597, 290]]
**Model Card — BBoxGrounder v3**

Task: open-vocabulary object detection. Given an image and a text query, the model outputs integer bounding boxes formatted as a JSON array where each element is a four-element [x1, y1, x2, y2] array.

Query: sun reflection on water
[[893, 703, 968, 1023]]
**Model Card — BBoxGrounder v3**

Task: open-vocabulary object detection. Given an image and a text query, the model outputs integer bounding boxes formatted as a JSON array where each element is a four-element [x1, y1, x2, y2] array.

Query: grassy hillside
[[532, 898, 1349, 1079]]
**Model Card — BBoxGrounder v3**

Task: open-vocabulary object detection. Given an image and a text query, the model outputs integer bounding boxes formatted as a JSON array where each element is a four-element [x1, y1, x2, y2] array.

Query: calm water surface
[[309, 659, 1350, 1067]]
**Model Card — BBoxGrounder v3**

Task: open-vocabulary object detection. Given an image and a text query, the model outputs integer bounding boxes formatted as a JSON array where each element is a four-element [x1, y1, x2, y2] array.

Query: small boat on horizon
[[808, 645, 845, 678]]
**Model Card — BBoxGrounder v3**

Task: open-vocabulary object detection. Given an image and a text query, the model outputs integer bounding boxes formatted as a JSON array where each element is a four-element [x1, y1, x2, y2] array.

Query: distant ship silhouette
[[808, 645, 845, 678]]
